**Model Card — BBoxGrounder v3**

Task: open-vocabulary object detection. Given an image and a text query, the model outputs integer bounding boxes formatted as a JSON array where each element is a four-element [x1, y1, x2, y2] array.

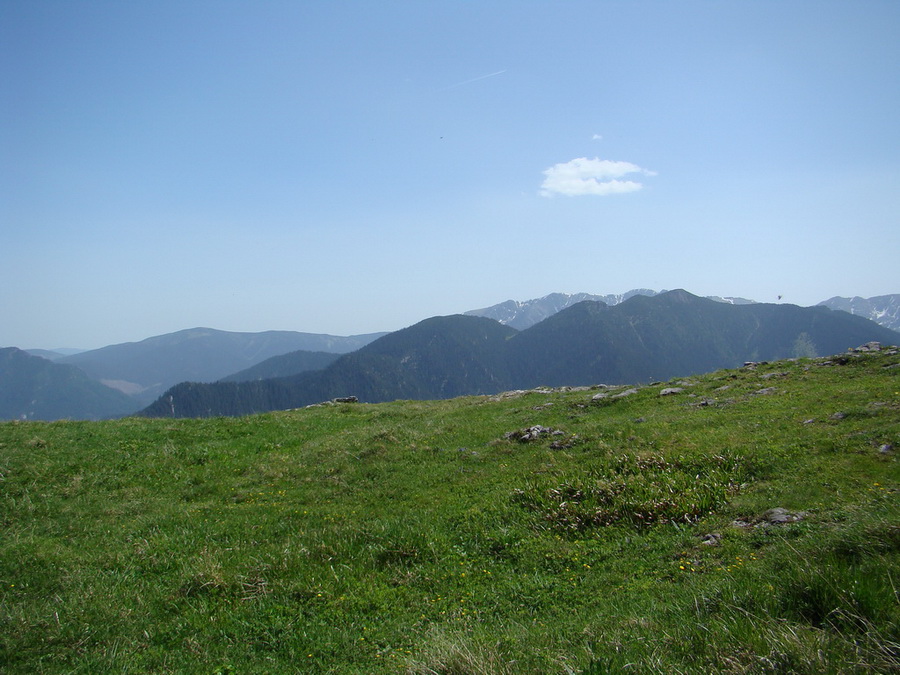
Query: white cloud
[[539, 157, 655, 197], [592, 134, 603, 140]]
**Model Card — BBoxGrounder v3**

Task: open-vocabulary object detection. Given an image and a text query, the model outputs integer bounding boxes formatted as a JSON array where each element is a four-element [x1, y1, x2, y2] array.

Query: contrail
[[439, 69, 507, 91]]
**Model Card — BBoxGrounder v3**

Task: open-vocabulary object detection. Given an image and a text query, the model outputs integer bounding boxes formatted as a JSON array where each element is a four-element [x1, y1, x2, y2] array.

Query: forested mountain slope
[[141, 290, 899, 418]]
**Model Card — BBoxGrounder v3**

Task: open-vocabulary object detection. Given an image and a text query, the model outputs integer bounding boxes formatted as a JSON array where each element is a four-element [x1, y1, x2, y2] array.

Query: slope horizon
[[15, 287, 899, 353]]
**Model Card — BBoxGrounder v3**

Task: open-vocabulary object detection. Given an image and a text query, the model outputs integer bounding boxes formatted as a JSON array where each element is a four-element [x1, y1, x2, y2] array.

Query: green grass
[[2, 350, 899, 673]]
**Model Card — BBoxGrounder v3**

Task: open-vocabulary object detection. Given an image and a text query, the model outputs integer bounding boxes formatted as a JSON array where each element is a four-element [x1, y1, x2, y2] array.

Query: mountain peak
[[464, 290, 656, 330], [818, 294, 900, 332], [658, 288, 696, 301], [465, 289, 747, 330]]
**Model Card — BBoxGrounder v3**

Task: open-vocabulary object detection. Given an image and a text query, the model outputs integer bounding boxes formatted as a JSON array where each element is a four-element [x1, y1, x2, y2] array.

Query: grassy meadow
[[2, 348, 899, 673]]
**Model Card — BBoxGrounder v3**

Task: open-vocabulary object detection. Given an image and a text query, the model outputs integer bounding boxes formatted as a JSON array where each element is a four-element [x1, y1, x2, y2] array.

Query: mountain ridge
[[6, 289, 898, 421], [0, 347, 139, 420], [465, 289, 757, 330], [57, 327, 387, 405], [818, 294, 900, 332], [140, 290, 900, 418]]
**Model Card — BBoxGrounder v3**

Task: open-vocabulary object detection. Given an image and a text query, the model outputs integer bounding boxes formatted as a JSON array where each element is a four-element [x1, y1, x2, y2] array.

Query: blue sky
[[2, 1, 898, 349]]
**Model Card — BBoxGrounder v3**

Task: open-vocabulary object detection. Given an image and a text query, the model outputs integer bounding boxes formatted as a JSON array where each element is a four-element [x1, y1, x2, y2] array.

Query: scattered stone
[[761, 372, 788, 380], [714, 385, 731, 392], [879, 444, 894, 455], [829, 411, 847, 420], [700, 533, 722, 546], [591, 392, 609, 401], [504, 425, 564, 443], [758, 507, 807, 525], [660, 387, 684, 396], [491, 384, 625, 402], [732, 508, 808, 529], [634, 417, 646, 423], [802, 418, 816, 425], [694, 398, 717, 407], [497, 390, 527, 400], [849, 342, 881, 353], [613, 388, 639, 399], [549, 434, 579, 450], [305, 395, 360, 408], [753, 387, 777, 396]]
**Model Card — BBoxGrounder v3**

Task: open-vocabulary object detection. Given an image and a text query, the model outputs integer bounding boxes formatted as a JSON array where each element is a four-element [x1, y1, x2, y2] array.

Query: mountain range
[[139, 290, 900, 418], [0, 348, 139, 421], [818, 294, 900, 332], [5, 289, 898, 421], [3, 329, 384, 421], [54, 327, 386, 405], [466, 290, 900, 332], [464, 289, 756, 329]]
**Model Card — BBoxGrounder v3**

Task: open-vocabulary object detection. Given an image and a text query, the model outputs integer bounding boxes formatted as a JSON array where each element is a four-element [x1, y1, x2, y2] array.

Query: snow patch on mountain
[[818, 295, 900, 332], [465, 290, 755, 330]]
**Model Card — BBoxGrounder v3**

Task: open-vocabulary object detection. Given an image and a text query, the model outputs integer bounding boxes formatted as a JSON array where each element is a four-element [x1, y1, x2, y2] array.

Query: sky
[[2, 1, 899, 350]]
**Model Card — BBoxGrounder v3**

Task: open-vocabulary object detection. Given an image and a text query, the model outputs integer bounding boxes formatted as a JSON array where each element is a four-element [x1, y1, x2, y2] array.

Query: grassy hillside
[[1, 346, 898, 673]]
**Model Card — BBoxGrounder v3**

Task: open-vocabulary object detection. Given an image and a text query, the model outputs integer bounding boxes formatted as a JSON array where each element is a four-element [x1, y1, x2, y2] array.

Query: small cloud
[[592, 134, 603, 140], [539, 157, 655, 197]]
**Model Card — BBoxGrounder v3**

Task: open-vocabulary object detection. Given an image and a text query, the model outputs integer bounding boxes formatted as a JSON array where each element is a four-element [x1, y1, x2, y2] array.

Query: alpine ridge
[[464, 289, 756, 330], [140, 290, 900, 418], [818, 294, 900, 332]]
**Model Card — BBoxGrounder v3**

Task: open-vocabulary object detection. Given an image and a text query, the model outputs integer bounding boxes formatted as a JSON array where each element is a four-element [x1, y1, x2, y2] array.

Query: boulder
[[759, 507, 807, 525], [504, 425, 565, 443]]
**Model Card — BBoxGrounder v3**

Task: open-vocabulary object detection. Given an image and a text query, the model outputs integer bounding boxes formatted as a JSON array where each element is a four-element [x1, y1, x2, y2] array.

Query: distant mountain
[[219, 350, 342, 382], [140, 290, 899, 418], [25, 348, 86, 360], [464, 290, 656, 329], [818, 295, 900, 332], [0, 348, 139, 421], [25, 349, 68, 361], [59, 328, 387, 405], [502, 290, 899, 387], [465, 290, 756, 330], [140, 316, 516, 418]]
